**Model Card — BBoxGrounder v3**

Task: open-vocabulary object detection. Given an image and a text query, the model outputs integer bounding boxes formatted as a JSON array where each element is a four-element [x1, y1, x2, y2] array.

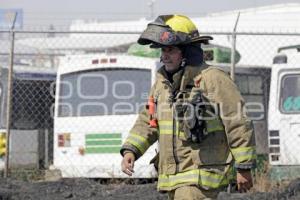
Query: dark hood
[[179, 44, 204, 66]]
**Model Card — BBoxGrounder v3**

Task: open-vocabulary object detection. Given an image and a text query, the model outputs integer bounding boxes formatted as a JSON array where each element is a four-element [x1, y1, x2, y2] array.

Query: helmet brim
[[148, 36, 213, 48], [138, 24, 213, 48], [191, 36, 213, 43], [137, 24, 176, 45]]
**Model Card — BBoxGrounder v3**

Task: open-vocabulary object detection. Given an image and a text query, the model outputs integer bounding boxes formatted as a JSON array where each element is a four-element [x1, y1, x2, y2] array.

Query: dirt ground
[[0, 178, 300, 200], [0, 178, 166, 200]]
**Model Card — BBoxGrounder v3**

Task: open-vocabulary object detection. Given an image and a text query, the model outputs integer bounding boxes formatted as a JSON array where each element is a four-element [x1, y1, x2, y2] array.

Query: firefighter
[[120, 15, 256, 199]]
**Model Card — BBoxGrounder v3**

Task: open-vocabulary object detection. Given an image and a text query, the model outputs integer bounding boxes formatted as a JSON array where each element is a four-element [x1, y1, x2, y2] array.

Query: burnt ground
[[0, 178, 166, 200], [0, 178, 299, 200]]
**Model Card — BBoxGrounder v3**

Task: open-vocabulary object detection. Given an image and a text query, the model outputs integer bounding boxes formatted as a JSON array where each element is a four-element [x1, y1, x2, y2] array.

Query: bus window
[[249, 76, 263, 94], [236, 75, 263, 95], [235, 74, 265, 120], [235, 75, 249, 94], [280, 74, 300, 113], [58, 68, 151, 117]]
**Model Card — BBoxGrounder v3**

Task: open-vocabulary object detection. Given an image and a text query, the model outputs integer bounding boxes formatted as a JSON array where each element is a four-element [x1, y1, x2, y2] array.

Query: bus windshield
[[58, 68, 151, 117], [280, 74, 300, 113]]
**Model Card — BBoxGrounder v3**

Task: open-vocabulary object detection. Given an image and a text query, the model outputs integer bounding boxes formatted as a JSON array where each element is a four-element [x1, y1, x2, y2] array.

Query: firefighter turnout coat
[[121, 64, 256, 191]]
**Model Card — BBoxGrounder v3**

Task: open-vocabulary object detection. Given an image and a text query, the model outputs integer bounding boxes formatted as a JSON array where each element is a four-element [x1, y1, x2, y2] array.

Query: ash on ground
[[0, 178, 300, 200]]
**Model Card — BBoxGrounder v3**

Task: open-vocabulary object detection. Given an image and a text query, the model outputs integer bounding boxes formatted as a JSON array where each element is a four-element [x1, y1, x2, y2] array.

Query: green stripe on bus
[[86, 140, 122, 146], [85, 147, 121, 154], [86, 133, 121, 139]]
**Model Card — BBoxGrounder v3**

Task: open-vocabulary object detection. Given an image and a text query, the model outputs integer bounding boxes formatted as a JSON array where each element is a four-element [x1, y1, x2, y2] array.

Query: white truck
[[268, 45, 300, 180]]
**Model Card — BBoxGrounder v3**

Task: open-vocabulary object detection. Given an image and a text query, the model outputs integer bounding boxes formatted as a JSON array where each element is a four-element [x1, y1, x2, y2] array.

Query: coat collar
[[156, 64, 208, 89]]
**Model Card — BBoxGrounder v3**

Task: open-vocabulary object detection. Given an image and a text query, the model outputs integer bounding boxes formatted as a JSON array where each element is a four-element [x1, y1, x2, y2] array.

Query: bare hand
[[121, 152, 135, 176], [237, 170, 253, 193]]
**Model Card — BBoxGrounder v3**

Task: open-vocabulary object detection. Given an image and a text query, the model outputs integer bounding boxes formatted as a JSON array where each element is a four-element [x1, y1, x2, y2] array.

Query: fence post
[[45, 129, 49, 168], [4, 12, 17, 178], [230, 12, 240, 81]]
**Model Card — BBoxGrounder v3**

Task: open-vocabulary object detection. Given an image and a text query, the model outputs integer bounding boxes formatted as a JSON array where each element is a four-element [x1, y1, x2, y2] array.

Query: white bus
[[268, 45, 300, 180], [53, 54, 159, 178]]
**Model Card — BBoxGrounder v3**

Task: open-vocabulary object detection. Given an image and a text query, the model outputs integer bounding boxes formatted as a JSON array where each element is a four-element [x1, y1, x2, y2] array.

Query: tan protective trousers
[[167, 185, 219, 200]]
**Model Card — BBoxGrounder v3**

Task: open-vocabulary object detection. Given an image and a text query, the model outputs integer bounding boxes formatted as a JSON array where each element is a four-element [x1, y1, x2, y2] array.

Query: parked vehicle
[[268, 45, 300, 180], [53, 54, 160, 178]]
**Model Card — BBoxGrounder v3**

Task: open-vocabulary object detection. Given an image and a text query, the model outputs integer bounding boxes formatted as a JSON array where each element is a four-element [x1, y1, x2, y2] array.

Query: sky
[[1, 0, 299, 28]]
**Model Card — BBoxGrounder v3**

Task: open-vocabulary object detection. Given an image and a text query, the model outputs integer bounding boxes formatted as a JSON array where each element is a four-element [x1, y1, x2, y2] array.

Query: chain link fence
[[0, 29, 299, 179]]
